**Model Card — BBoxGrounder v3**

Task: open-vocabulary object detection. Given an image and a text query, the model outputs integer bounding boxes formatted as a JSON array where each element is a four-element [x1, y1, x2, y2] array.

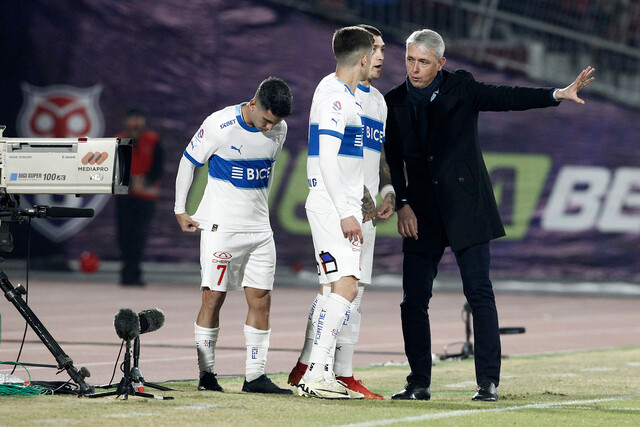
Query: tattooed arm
[[362, 185, 377, 223], [376, 145, 395, 222]]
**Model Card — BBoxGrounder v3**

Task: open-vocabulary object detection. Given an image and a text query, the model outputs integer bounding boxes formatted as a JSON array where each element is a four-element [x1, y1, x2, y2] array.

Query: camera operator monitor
[[0, 130, 131, 195]]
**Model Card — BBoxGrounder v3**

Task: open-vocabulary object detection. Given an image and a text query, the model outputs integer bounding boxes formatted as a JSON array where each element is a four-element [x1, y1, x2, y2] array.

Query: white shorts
[[306, 209, 361, 285], [199, 230, 275, 292], [360, 220, 376, 285]]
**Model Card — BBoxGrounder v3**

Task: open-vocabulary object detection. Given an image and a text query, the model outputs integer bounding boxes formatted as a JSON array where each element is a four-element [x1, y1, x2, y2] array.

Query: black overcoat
[[384, 69, 560, 252]]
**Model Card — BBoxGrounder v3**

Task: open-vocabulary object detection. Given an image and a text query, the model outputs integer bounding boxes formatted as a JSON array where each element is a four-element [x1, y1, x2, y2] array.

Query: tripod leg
[[140, 382, 174, 391], [131, 337, 175, 392], [132, 391, 174, 400], [0, 271, 94, 395]]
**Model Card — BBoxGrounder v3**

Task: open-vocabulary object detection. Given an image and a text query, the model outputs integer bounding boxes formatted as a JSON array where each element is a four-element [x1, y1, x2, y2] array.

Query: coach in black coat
[[384, 29, 595, 402]]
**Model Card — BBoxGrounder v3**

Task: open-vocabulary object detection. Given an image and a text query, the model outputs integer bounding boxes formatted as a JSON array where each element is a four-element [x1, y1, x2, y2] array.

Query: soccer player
[[294, 26, 374, 400], [289, 24, 394, 400], [174, 77, 293, 395]]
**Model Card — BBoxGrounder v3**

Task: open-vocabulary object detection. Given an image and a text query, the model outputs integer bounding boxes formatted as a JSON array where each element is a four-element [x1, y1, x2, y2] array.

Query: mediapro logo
[[81, 152, 109, 165]]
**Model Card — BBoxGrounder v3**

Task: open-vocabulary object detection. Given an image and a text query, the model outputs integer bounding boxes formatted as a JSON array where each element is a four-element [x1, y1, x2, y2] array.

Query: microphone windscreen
[[114, 308, 140, 341], [138, 308, 165, 334]]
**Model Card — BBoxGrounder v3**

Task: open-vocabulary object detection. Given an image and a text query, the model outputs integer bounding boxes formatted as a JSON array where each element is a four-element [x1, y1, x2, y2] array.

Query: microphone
[[138, 308, 165, 334], [114, 308, 140, 341], [45, 206, 94, 218]]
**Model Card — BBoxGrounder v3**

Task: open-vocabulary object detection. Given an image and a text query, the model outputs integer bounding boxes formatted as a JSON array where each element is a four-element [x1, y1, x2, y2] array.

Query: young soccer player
[[289, 24, 394, 400], [174, 77, 293, 395], [295, 26, 374, 399]]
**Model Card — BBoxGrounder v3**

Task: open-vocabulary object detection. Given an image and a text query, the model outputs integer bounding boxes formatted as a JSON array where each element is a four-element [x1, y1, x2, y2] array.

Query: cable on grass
[[0, 361, 51, 396]]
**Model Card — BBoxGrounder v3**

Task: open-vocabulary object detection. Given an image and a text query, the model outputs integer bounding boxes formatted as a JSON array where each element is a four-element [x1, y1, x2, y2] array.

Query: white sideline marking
[[443, 381, 476, 388], [174, 404, 220, 410], [569, 406, 640, 411], [104, 412, 154, 418], [581, 367, 615, 372], [338, 395, 640, 427]]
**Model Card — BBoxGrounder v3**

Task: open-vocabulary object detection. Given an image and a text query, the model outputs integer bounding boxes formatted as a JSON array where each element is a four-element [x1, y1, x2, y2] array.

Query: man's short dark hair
[[255, 76, 293, 118], [356, 24, 382, 38], [332, 26, 374, 66], [125, 106, 145, 117]]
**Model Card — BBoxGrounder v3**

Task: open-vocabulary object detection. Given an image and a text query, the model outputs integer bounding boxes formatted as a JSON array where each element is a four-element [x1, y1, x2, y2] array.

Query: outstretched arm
[[554, 66, 596, 104]]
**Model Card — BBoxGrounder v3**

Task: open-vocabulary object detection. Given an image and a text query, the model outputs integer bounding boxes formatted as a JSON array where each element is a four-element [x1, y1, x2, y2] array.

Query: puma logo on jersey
[[231, 145, 243, 154]]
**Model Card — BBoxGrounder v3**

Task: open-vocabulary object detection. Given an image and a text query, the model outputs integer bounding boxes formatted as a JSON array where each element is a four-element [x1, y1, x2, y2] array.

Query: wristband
[[379, 184, 395, 201]]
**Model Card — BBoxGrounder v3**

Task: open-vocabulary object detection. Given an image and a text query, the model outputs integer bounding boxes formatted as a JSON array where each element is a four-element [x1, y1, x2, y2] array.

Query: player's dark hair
[[255, 76, 293, 118], [332, 26, 374, 66], [356, 24, 382, 38]]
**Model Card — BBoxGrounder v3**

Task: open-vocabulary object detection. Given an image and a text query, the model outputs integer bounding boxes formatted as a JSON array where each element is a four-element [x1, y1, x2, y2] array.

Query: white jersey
[[356, 83, 387, 201], [183, 104, 287, 232], [305, 73, 364, 219]]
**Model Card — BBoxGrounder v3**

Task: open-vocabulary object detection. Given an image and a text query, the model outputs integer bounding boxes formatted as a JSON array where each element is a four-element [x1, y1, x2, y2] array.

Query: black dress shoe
[[472, 381, 498, 401], [391, 383, 431, 400]]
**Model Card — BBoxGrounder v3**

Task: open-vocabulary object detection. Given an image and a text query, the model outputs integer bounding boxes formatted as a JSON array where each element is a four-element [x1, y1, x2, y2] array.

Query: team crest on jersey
[[15, 83, 107, 243], [332, 101, 342, 111]]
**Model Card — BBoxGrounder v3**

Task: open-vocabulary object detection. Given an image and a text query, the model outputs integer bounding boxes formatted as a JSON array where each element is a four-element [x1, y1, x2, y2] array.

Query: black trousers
[[115, 196, 156, 284], [401, 241, 501, 387]]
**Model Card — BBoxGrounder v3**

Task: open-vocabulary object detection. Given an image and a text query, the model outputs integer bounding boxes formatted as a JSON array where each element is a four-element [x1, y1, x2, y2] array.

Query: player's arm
[[376, 144, 395, 223], [362, 185, 376, 223], [318, 133, 363, 243], [174, 156, 199, 232]]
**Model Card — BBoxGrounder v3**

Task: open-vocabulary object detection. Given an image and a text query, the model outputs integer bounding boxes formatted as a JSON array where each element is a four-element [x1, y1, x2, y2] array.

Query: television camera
[[0, 125, 132, 395]]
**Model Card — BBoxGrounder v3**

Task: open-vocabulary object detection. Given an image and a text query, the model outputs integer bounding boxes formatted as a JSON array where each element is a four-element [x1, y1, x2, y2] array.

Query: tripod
[[440, 303, 474, 360], [89, 337, 174, 400], [0, 269, 94, 395], [440, 302, 526, 360]]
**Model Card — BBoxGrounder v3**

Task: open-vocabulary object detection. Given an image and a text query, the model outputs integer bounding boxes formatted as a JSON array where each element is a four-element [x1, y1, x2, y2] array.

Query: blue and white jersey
[[357, 83, 387, 202], [184, 104, 287, 232], [306, 73, 364, 219]]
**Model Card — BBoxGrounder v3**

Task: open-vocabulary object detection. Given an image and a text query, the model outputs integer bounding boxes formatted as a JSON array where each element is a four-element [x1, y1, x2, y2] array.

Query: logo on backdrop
[[16, 83, 109, 243], [17, 83, 104, 138]]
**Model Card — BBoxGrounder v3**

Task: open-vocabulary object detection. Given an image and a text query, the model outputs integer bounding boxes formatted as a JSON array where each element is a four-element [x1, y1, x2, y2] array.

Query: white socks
[[194, 323, 219, 376], [195, 322, 271, 382], [304, 293, 350, 381], [334, 285, 364, 377], [299, 293, 327, 364], [244, 325, 270, 382]]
